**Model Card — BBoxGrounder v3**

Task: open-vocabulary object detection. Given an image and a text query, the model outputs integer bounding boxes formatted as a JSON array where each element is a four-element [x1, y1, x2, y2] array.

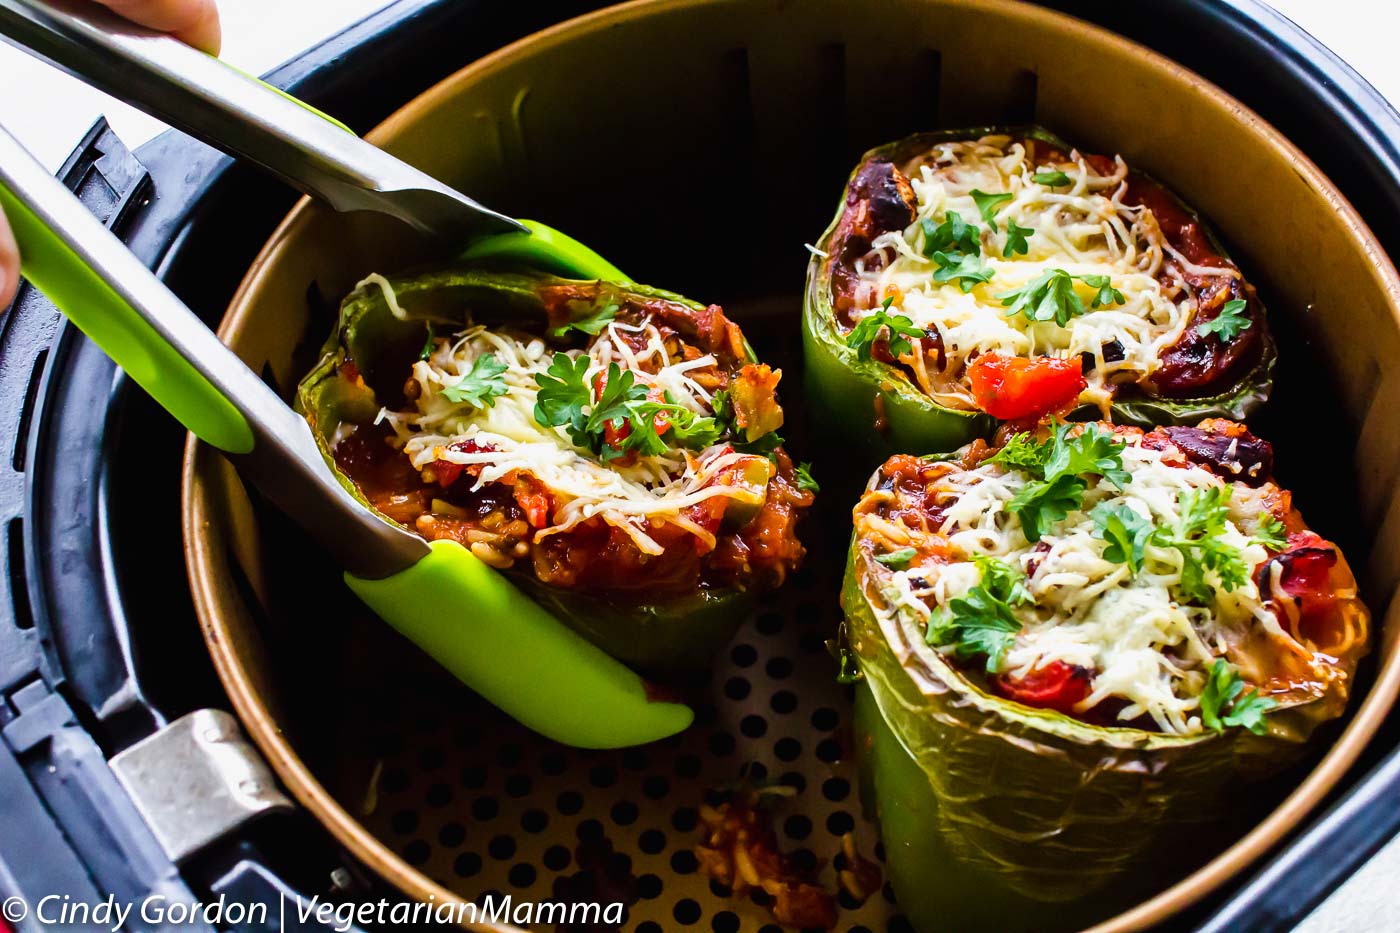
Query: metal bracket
[[110, 709, 294, 863]]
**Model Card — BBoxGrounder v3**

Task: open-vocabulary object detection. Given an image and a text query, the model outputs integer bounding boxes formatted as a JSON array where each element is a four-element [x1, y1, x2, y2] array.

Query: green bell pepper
[[841, 455, 1364, 931], [297, 267, 769, 676], [803, 125, 1276, 466]]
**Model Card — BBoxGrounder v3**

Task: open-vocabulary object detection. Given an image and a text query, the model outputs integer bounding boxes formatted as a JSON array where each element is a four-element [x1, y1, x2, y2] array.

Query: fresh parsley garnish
[[548, 301, 619, 337], [1196, 298, 1252, 341], [1003, 219, 1034, 257], [970, 189, 1014, 230], [1155, 486, 1251, 603], [1009, 475, 1086, 543], [925, 557, 1029, 672], [875, 547, 917, 569], [533, 353, 720, 458], [1087, 484, 1258, 602], [846, 297, 925, 360], [999, 269, 1083, 326], [989, 423, 1130, 543], [1080, 274, 1126, 309], [999, 269, 1124, 327], [440, 353, 509, 409], [1255, 513, 1288, 551], [931, 250, 995, 292], [921, 211, 980, 258], [1032, 169, 1072, 187], [1090, 502, 1154, 573], [649, 398, 725, 452], [1043, 424, 1132, 489], [419, 323, 437, 361], [1200, 659, 1276, 735], [795, 461, 820, 493]]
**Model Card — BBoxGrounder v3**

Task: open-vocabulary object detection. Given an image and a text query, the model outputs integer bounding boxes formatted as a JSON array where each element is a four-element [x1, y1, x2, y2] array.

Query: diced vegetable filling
[[826, 134, 1266, 418], [331, 279, 814, 597], [854, 420, 1363, 735]]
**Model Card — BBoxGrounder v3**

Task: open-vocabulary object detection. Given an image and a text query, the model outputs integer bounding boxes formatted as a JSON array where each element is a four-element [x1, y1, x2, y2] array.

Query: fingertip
[[0, 210, 18, 312], [178, 0, 221, 55]]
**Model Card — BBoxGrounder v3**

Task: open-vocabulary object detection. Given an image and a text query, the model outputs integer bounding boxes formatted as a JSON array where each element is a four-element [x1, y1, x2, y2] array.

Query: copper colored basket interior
[[182, 0, 1400, 930]]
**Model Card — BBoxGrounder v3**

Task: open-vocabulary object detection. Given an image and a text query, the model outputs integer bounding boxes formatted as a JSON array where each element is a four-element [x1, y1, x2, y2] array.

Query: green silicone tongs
[[0, 122, 693, 748]]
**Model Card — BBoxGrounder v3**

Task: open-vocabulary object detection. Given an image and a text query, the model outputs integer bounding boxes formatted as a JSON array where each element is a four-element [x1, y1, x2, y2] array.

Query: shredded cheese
[[374, 315, 767, 556], [874, 439, 1289, 735], [848, 135, 1227, 415]]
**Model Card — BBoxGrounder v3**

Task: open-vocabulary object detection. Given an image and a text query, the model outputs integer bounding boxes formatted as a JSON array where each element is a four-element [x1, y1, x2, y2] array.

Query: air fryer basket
[[183, 0, 1400, 930]]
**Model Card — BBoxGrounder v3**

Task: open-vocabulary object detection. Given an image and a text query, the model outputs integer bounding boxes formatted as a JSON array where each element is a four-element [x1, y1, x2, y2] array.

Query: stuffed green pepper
[[805, 127, 1275, 460], [842, 419, 1367, 931], [298, 268, 815, 674]]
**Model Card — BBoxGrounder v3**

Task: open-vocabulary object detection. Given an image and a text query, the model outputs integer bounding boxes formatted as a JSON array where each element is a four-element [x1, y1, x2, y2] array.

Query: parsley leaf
[[419, 323, 437, 361], [533, 352, 592, 437], [533, 354, 649, 452], [993, 423, 1131, 542], [648, 399, 724, 452], [1080, 274, 1126, 309], [1009, 474, 1086, 543], [924, 558, 1027, 672], [1033, 169, 1072, 187], [846, 298, 926, 360], [1043, 424, 1131, 489], [986, 431, 1053, 473], [586, 363, 647, 434], [973, 554, 1033, 606], [931, 250, 995, 292], [1091, 502, 1154, 572], [1200, 659, 1276, 735], [795, 461, 820, 493], [1000, 270, 1124, 325], [1196, 298, 1252, 341], [441, 353, 509, 409], [1003, 219, 1034, 257], [921, 211, 980, 258], [999, 268, 1085, 326], [549, 300, 619, 338], [1255, 513, 1288, 551], [1153, 486, 1250, 603], [970, 189, 1014, 230], [875, 547, 917, 569]]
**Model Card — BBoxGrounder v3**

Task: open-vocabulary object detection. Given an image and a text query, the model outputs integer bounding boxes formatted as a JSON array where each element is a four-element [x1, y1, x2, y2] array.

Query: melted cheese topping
[[375, 319, 769, 557], [850, 135, 1226, 414], [876, 440, 1292, 735]]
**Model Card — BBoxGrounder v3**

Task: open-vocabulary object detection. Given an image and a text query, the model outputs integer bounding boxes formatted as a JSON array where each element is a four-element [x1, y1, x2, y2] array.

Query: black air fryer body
[[0, 2, 1395, 931]]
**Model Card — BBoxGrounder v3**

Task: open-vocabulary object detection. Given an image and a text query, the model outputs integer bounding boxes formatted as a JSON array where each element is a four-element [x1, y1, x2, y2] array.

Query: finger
[[93, 0, 222, 54], [0, 207, 19, 312]]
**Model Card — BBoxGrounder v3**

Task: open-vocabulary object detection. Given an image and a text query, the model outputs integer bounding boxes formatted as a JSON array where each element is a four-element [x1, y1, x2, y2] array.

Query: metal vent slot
[[7, 518, 32, 631], [10, 347, 47, 473]]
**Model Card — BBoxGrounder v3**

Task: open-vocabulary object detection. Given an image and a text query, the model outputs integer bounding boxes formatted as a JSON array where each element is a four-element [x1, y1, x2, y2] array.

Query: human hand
[[0, 0, 221, 309]]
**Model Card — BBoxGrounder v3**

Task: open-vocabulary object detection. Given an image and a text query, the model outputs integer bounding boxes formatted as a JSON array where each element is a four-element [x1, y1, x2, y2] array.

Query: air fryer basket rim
[[183, 0, 1400, 930]]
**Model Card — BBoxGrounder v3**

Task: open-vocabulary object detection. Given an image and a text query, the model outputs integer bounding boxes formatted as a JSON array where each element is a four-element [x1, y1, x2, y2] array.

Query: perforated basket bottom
[[354, 558, 904, 932]]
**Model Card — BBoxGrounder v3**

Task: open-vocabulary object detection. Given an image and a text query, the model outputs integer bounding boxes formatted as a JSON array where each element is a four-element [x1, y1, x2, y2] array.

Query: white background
[[0, 1, 1392, 930]]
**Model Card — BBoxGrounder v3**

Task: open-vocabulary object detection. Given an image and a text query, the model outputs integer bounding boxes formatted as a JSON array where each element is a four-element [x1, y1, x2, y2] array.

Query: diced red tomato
[[684, 497, 729, 554], [512, 474, 553, 529], [991, 661, 1092, 714], [432, 439, 495, 488], [967, 353, 1086, 420], [1277, 547, 1338, 599], [594, 373, 668, 452]]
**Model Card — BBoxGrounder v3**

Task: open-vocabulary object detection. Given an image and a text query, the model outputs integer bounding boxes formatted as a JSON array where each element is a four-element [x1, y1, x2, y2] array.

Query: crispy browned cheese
[[694, 794, 840, 930]]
